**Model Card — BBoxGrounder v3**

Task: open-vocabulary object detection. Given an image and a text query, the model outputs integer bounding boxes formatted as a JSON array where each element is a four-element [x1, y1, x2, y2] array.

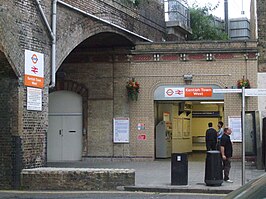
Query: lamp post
[[241, 87, 246, 185]]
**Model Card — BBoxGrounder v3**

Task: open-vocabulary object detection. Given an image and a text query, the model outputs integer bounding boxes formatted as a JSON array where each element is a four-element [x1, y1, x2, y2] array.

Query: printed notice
[[27, 87, 42, 111], [228, 116, 242, 142], [113, 118, 129, 143]]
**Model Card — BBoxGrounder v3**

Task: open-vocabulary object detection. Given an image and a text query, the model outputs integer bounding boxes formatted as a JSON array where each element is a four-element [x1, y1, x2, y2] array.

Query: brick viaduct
[[0, 0, 165, 189], [0, 0, 265, 189]]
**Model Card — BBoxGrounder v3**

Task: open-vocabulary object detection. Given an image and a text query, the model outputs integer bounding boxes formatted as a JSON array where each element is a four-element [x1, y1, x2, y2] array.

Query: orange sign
[[185, 87, 213, 97], [24, 74, 44, 88]]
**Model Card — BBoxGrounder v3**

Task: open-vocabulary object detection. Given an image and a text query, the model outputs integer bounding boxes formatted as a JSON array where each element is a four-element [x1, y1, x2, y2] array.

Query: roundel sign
[[166, 89, 174, 96], [31, 54, 38, 64], [165, 88, 185, 97]]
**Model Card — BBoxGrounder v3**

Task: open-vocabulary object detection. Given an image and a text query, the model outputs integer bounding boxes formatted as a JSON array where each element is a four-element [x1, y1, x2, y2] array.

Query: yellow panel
[[183, 118, 191, 138], [193, 104, 219, 111], [172, 116, 192, 153], [191, 118, 219, 136], [172, 138, 192, 153], [172, 117, 183, 138]]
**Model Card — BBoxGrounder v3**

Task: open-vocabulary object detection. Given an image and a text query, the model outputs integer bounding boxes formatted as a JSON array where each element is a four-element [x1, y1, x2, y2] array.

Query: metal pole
[[242, 87, 246, 185], [224, 0, 229, 36], [50, 0, 57, 88], [35, 0, 57, 88]]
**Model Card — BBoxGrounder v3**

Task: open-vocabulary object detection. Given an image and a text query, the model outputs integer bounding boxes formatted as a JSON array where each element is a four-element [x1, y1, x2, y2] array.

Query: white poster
[[113, 118, 129, 143], [27, 87, 42, 111], [228, 116, 242, 142]]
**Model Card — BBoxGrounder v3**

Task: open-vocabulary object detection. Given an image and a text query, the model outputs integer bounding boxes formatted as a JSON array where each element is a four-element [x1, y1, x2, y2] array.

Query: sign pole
[[241, 87, 246, 185], [212, 87, 266, 185]]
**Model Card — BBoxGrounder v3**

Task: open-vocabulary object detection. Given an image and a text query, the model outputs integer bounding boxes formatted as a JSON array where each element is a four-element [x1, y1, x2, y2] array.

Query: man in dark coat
[[205, 122, 217, 151], [220, 127, 233, 183]]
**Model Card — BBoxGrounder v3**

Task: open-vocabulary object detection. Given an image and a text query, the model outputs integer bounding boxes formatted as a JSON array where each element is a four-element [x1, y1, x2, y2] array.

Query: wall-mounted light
[[153, 54, 160, 61], [183, 74, 193, 84], [180, 53, 187, 61], [200, 101, 224, 104], [206, 53, 213, 61]]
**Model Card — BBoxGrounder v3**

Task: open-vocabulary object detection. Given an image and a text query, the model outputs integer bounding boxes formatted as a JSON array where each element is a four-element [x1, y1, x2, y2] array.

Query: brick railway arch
[[48, 31, 135, 160], [0, 0, 169, 188], [0, 50, 22, 189], [56, 25, 140, 68], [0, 49, 21, 78]]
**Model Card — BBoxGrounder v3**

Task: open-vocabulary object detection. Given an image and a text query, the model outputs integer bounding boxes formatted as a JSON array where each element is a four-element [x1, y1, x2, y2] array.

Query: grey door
[[48, 91, 83, 162]]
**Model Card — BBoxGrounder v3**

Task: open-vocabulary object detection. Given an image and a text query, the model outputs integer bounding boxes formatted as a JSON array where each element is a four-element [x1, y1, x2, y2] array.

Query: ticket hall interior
[[155, 101, 224, 158]]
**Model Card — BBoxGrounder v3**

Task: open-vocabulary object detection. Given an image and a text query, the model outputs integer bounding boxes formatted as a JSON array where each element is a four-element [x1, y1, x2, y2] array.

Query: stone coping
[[22, 167, 135, 173]]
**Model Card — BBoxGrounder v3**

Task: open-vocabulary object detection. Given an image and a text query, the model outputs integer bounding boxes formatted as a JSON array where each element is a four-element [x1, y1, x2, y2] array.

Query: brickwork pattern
[[61, 0, 165, 38], [1, 0, 50, 175], [128, 42, 258, 159], [55, 0, 165, 68], [57, 41, 258, 160], [0, 0, 51, 79], [20, 86, 49, 169], [0, 0, 164, 188], [0, 78, 13, 189], [0, 87, 21, 188], [0, 51, 21, 189], [59, 60, 130, 157], [0, 0, 263, 189], [21, 168, 135, 190]]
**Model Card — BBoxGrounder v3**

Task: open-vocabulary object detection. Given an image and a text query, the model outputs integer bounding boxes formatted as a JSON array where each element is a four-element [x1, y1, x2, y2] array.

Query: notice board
[[27, 87, 42, 111], [113, 118, 129, 143], [228, 116, 242, 142]]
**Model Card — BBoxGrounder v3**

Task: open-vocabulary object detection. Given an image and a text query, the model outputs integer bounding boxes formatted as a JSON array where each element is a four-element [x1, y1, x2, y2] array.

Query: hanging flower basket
[[126, 78, 140, 101], [237, 76, 251, 89]]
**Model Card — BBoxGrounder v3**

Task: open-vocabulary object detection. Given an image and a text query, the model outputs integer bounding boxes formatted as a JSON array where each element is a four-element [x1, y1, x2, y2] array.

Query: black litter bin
[[171, 153, 188, 185], [204, 150, 223, 186]]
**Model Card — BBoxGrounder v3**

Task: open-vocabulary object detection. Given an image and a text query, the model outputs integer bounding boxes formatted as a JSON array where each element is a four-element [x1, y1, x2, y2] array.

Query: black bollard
[[205, 150, 223, 186], [171, 153, 188, 185]]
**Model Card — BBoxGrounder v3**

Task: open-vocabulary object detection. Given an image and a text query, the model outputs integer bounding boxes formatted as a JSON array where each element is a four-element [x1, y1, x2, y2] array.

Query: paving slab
[[47, 153, 265, 194]]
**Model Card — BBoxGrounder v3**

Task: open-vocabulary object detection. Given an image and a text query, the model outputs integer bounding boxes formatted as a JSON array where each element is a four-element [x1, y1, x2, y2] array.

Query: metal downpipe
[[35, 0, 54, 39], [35, 0, 57, 88], [50, 0, 57, 88]]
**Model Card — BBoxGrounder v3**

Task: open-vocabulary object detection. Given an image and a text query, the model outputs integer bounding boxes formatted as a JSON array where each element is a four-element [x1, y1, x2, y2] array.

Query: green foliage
[[188, 5, 228, 41]]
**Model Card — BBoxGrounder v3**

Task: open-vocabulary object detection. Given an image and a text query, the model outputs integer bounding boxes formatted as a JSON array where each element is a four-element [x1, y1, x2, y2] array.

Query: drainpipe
[[51, 0, 57, 88], [35, 0, 57, 88]]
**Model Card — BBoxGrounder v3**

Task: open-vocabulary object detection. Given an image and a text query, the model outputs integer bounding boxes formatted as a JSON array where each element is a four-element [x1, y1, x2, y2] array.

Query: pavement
[[47, 152, 266, 194]]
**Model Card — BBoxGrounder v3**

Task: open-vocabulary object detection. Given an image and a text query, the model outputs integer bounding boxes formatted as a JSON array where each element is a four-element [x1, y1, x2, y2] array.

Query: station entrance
[[154, 85, 224, 159]]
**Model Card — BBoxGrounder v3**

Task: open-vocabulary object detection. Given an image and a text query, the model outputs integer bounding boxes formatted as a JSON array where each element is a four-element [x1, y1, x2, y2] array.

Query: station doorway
[[47, 91, 83, 162], [155, 100, 224, 159]]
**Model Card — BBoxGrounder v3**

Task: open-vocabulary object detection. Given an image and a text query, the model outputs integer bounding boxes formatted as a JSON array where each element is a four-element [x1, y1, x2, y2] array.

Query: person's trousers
[[223, 158, 231, 181]]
